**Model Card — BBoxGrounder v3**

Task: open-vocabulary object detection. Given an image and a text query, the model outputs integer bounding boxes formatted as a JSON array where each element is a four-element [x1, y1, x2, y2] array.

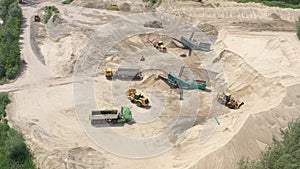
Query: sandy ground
[[0, 0, 300, 168]]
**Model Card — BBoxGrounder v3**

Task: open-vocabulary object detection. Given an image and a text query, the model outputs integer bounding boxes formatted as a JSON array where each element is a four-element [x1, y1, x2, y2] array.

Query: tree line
[[0, 93, 36, 169], [0, 0, 22, 81], [236, 0, 300, 8], [239, 117, 300, 169]]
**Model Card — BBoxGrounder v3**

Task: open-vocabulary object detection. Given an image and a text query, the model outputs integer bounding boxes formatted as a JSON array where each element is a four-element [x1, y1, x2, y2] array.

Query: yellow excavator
[[126, 89, 150, 107], [153, 41, 167, 52], [217, 92, 244, 109]]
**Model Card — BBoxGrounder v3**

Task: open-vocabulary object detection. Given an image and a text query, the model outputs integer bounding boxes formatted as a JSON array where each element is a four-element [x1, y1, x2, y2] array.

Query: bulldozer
[[106, 4, 120, 11], [126, 89, 150, 107], [153, 41, 167, 52], [217, 92, 244, 109]]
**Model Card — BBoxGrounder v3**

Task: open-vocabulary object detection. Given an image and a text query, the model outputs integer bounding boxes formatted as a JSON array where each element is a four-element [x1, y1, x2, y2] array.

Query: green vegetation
[[238, 117, 300, 169], [236, 0, 300, 9], [42, 5, 59, 23], [297, 17, 300, 40], [62, 0, 73, 5], [0, 0, 22, 80], [0, 93, 36, 169]]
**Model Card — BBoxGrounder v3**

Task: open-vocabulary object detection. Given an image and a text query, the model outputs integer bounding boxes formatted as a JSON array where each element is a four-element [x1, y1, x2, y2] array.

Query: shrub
[[296, 17, 300, 40], [238, 118, 300, 169], [62, 0, 73, 4]]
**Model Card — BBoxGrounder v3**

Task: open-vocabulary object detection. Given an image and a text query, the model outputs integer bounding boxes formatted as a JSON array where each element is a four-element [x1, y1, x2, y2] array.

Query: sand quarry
[[1, 0, 300, 168]]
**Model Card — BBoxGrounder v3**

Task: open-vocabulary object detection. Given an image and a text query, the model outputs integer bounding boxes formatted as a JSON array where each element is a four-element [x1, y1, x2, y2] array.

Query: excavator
[[217, 93, 244, 109], [126, 89, 150, 107]]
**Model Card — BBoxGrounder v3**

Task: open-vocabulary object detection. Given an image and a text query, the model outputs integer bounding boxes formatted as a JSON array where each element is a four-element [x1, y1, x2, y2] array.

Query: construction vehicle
[[173, 32, 211, 56], [144, 21, 163, 28], [153, 41, 167, 52], [33, 15, 41, 22], [158, 66, 208, 100], [126, 89, 150, 107], [106, 4, 120, 11], [105, 68, 143, 80], [217, 93, 244, 109], [89, 106, 132, 125], [105, 68, 113, 79]]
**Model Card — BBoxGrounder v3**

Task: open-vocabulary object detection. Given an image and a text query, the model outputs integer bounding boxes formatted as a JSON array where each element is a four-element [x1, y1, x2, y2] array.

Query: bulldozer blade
[[238, 102, 244, 109]]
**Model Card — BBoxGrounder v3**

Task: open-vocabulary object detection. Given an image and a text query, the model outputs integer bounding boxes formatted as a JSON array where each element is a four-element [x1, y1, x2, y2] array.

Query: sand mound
[[220, 49, 286, 113]]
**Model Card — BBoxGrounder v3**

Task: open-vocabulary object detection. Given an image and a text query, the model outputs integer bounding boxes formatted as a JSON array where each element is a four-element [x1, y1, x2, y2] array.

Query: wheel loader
[[106, 4, 120, 11], [126, 89, 150, 107], [153, 41, 167, 52], [217, 93, 244, 109]]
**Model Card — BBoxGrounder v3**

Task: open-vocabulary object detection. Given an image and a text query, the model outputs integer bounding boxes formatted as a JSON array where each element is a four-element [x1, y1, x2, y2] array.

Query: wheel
[[137, 102, 142, 107], [228, 104, 235, 109], [217, 98, 223, 104], [111, 119, 117, 124]]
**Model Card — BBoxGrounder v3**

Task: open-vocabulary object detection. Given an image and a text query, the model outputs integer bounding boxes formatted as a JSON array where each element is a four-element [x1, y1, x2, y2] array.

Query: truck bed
[[90, 110, 119, 120]]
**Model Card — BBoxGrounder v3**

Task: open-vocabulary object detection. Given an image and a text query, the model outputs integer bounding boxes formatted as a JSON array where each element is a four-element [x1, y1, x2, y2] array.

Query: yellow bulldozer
[[153, 41, 167, 53], [217, 92, 244, 109], [126, 89, 150, 107], [106, 4, 120, 11]]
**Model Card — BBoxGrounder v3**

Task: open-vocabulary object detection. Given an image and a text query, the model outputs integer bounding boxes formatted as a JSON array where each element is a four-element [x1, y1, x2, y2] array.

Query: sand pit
[[2, 0, 300, 168]]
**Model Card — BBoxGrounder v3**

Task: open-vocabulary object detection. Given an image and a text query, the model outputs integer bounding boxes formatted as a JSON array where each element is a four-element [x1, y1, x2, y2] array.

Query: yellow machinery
[[106, 4, 120, 11], [105, 68, 113, 79], [153, 41, 167, 52], [126, 89, 150, 107], [217, 92, 244, 109]]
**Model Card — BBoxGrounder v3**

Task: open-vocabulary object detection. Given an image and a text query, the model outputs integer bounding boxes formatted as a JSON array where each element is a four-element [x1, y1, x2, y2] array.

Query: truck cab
[[105, 68, 113, 79]]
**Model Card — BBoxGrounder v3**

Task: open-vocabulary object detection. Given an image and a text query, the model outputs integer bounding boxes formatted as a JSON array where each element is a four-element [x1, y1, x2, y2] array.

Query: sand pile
[[219, 49, 286, 113]]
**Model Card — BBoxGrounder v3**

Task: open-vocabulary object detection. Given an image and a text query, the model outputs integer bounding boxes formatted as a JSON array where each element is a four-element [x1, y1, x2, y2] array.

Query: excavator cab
[[158, 41, 164, 46], [134, 92, 143, 99], [224, 93, 231, 101], [105, 68, 113, 79]]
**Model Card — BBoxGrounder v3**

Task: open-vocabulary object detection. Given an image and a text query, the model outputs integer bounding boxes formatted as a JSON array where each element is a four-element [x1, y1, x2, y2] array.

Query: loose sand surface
[[1, 0, 300, 168]]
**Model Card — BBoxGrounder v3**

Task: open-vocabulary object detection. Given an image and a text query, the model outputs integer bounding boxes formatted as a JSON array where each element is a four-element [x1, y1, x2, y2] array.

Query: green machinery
[[89, 106, 132, 125], [173, 32, 211, 56], [158, 66, 208, 100]]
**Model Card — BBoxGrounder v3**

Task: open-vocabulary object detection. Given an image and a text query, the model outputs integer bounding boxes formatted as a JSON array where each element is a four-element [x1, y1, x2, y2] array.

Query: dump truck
[[217, 93, 244, 109], [89, 106, 132, 125], [126, 89, 150, 107], [153, 41, 167, 52], [144, 21, 163, 28], [106, 4, 120, 11], [105, 68, 143, 80]]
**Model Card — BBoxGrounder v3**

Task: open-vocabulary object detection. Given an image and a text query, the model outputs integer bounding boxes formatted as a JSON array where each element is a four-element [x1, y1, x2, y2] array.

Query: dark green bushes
[[236, 0, 300, 8], [0, 0, 22, 80], [0, 93, 35, 169], [239, 118, 300, 169], [296, 17, 300, 40], [43, 5, 59, 23], [62, 0, 73, 4]]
